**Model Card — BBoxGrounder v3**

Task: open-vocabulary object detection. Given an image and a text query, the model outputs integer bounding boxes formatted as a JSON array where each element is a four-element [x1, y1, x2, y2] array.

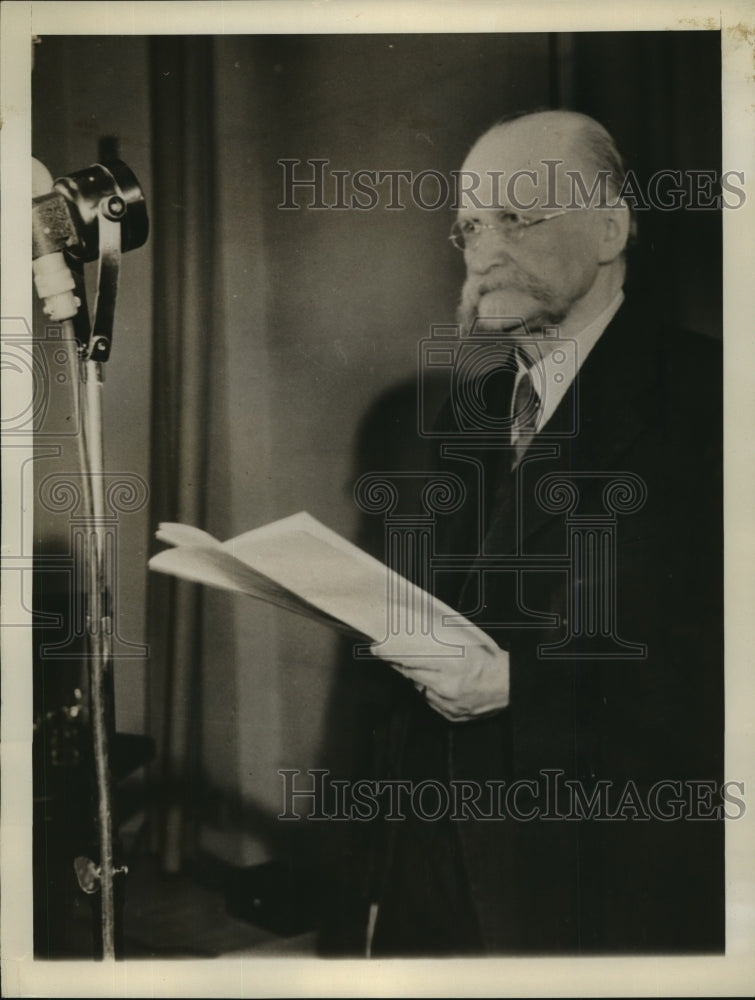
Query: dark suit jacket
[[441, 293, 724, 952], [323, 292, 724, 955]]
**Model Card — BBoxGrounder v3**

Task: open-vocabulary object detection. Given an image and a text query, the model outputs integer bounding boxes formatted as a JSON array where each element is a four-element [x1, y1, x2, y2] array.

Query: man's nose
[[464, 233, 512, 274]]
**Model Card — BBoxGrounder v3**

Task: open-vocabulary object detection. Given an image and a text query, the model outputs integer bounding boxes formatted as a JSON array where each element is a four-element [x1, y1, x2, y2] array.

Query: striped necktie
[[511, 353, 540, 466]]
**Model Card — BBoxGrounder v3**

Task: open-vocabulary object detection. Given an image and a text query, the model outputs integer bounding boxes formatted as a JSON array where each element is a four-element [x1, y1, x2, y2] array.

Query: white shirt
[[512, 289, 625, 438]]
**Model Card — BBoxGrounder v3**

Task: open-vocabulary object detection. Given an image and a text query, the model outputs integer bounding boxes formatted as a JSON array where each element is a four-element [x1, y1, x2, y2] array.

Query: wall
[[196, 33, 553, 865]]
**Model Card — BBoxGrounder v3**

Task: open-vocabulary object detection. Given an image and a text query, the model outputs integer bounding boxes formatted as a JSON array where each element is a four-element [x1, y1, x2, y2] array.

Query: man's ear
[[597, 202, 631, 263]]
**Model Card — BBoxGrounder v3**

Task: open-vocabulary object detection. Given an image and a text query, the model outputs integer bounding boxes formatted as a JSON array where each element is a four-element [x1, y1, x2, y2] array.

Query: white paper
[[149, 512, 496, 657]]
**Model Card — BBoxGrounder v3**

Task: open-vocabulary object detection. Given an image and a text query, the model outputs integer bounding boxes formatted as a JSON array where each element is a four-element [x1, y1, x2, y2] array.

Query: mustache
[[461, 266, 551, 310], [457, 266, 566, 334]]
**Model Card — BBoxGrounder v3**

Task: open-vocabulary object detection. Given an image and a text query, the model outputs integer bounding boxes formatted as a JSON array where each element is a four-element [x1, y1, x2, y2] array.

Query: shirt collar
[[524, 289, 625, 432]]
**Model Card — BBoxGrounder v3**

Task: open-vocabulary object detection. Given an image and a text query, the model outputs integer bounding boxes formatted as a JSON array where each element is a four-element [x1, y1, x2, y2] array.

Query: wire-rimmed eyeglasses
[[449, 208, 568, 251]]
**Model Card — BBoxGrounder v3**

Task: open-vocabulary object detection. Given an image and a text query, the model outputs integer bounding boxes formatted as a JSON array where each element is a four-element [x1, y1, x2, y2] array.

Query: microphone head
[[32, 156, 55, 197]]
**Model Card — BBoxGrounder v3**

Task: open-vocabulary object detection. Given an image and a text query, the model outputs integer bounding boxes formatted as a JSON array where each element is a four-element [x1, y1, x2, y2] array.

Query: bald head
[[492, 110, 619, 165], [487, 109, 598, 167], [460, 110, 630, 214]]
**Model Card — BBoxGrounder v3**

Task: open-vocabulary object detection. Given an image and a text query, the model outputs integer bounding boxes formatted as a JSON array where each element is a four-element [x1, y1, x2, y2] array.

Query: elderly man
[[325, 110, 724, 957]]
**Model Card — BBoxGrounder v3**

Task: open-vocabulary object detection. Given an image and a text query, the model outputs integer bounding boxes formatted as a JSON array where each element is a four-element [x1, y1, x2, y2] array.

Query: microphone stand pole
[[79, 356, 118, 960], [33, 160, 138, 960]]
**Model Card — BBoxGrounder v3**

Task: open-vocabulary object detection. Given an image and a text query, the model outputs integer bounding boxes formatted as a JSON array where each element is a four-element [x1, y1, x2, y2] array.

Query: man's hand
[[370, 639, 510, 723]]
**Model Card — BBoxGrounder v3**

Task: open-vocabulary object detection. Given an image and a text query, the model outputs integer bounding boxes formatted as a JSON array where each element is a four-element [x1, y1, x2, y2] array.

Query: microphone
[[32, 157, 81, 322]]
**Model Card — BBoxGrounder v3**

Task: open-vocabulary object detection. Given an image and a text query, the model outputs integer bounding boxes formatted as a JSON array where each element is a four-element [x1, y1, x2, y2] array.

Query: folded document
[[148, 511, 494, 657]]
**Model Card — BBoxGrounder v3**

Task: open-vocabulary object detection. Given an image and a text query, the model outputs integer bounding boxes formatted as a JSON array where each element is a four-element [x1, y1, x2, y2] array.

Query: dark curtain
[[146, 36, 217, 872], [558, 31, 722, 337]]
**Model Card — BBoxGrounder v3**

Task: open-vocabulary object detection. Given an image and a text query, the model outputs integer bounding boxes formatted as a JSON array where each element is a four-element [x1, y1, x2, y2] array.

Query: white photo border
[[2, 1, 753, 996]]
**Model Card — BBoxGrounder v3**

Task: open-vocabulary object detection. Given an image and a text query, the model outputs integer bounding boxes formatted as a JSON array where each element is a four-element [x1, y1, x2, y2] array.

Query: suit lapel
[[458, 300, 662, 595]]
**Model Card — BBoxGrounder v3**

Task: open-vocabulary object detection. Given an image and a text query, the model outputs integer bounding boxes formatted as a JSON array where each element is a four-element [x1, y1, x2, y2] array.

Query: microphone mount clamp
[[32, 160, 148, 362]]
